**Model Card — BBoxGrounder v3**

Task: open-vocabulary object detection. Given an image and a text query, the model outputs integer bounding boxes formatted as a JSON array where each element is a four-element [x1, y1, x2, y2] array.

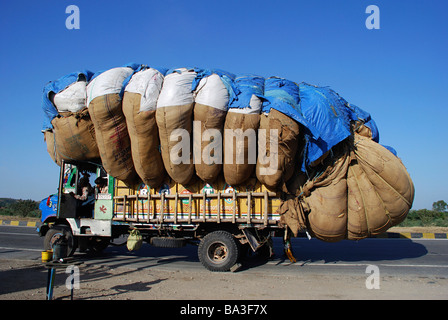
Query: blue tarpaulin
[[229, 74, 265, 110], [345, 103, 379, 143], [298, 83, 354, 168], [262, 77, 318, 137]]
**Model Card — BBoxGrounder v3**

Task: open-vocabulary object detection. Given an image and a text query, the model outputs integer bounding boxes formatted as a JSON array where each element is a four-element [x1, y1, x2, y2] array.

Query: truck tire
[[43, 224, 77, 257], [198, 230, 240, 272], [88, 237, 110, 254], [150, 237, 186, 248]]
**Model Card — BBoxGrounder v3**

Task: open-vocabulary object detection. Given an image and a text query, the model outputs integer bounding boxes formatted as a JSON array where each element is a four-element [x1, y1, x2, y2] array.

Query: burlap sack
[[300, 145, 350, 242], [51, 108, 100, 163], [193, 103, 227, 182], [351, 120, 373, 140], [256, 109, 301, 191], [43, 130, 61, 166], [88, 93, 137, 186], [223, 112, 260, 186], [155, 68, 197, 185], [123, 91, 166, 188], [347, 154, 390, 240], [350, 134, 414, 229], [278, 196, 308, 237], [156, 103, 195, 185]]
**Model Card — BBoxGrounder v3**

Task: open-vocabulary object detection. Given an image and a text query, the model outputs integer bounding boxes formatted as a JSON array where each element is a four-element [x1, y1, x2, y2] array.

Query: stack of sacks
[[223, 75, 264, 186], [156, 68, 201, 185], [86, 63, 142, 186], [40, 65, 415, 242], [297, 134, 414, 242], [41, 70, 99, 165], [346, 133, 414, 240], [257, 77, 308, 191], [123, 66, 168, 188], [300, 143, 351, 242], [192, 69, 237, 183], [276, 83, 414, 241]]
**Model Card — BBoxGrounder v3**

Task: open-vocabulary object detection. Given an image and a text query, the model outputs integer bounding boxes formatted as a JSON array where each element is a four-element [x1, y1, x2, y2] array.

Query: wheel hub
[[209, 242, 228, 262]]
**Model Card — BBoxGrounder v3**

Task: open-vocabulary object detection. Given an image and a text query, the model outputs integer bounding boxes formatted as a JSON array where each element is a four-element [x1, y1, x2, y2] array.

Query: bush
[[0, 199, 41, 218], [399, 208, 448, 227]]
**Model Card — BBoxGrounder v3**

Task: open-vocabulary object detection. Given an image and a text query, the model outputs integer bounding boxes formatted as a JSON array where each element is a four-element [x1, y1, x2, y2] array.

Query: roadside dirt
[[1, 225, 447, 300], [388, 226, 448, 233]]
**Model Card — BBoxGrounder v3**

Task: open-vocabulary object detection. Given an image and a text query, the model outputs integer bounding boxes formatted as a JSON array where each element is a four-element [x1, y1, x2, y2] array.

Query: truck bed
[[112, 178, 283, 227]]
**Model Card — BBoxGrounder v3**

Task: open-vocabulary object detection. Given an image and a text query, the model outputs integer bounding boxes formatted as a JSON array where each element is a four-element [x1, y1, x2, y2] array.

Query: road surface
[[0, 224, 447, 300]]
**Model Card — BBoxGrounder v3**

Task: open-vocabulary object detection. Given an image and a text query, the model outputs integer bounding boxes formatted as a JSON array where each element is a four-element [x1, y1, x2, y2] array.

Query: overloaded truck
[[38, 159, 289, 272], [39, 64, 414, 272]]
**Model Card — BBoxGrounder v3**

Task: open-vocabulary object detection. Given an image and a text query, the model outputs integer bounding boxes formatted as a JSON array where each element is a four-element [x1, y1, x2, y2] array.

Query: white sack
[[157, 68, 197, 108], [86, 67, 135, 106], [125, 68, 164, 112], [53, 80, 87, 113], [194, 74, 229, 111]]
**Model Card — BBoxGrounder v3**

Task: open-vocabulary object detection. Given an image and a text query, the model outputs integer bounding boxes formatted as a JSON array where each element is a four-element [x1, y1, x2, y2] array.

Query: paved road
[[1, 224, 447, 278]]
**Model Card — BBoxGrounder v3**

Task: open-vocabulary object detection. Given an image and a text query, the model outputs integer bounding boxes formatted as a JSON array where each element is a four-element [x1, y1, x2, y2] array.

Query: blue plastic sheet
[[298, 83, 354, 168], [229, 74, 265, 110], [345, 103, 379, 142], [263, 77, 318, 137]]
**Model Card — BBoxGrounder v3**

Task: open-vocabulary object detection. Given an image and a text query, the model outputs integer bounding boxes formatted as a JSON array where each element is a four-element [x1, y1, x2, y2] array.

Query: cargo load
[[41, 70, 100, 163], [123, 66, 168, 188], [87, 63, 141, 186], [156, 68, 200, 185], [257, 77, 305, 191], [40, 63, 414, 247], [346, 133, 414, 240], [192, 69, 237, 183], [297, 83, 353, 168], [280, 133, 414, 242], [223, 74, 264, 186], [43, 130, 61, 166]]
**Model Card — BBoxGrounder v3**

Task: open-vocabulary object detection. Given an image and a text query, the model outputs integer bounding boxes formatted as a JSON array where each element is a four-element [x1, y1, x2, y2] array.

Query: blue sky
[[0, 0, 446, 210]]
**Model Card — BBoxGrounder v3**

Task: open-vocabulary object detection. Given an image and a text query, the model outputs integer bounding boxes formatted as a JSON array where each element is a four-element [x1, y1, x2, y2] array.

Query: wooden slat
[[217, 192, 221, 223]]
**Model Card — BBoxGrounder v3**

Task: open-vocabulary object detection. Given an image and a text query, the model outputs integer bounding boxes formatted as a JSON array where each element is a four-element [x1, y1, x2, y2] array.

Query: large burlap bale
[[123, 68, 166, 188], [256, 109, 301, 191], [87, 66, 138, 186], [347, 134, 414, 239], [156, 68, 198, 185], [51, 108, 100, 162], [89, 93, 136, 185], [300, 145, 350, 242], [223, 111, 260, 186], [193, 73, 230, 182], [347, 154, 390, 240], [223, 75, 264, 186], [43, 129, 61, 166]]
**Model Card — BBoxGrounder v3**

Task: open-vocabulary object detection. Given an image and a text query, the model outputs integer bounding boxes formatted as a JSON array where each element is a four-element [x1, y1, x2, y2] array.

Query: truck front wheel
[[198, 230, 239, 272], [43, 225, 77, 257]]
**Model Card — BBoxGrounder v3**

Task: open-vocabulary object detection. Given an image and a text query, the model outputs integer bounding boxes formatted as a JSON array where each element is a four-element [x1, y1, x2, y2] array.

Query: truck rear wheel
[[198, 230, 239, 272], [150, 237, 186, 248]]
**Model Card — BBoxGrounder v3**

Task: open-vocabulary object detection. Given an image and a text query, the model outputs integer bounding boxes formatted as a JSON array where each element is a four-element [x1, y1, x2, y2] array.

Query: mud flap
[[283, 228, 297, 263]]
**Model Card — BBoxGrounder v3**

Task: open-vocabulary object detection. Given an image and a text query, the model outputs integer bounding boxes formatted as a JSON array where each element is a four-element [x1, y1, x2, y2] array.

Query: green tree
[[9, 199, 39, 217], [432, 200, 448, 213]]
